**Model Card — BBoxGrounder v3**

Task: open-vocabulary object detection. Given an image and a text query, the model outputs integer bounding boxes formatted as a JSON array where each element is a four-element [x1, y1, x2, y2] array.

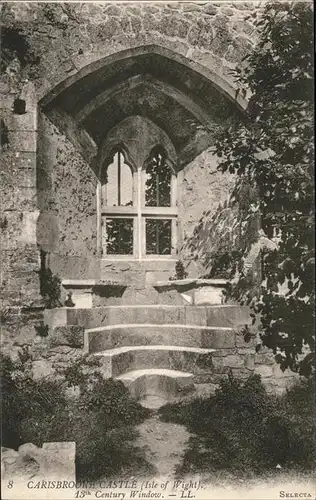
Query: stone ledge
[[62, 279, 128, 288], [61, 279, 128, 308], [154, 278, 228, 290], [154, 278, 229, 306]]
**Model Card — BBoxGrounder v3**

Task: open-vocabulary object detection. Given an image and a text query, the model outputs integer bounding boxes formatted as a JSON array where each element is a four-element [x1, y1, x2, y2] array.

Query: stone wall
[[0, 2, 285, 391], [0, 79, 41, 308], [180, 171, 260, 278], [1, 2, 257, 99], [177, 148, 236, 274], [1, 1, 259, 305], [37, 112, 98, 270]]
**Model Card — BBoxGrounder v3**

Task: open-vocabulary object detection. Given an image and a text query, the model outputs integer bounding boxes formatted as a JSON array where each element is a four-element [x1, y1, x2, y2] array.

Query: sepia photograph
[[0, 1, 314, 499]]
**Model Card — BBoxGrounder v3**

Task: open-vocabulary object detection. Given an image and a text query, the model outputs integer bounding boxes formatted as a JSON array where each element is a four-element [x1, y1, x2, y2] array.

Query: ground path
[[134, 412, 192, 479]]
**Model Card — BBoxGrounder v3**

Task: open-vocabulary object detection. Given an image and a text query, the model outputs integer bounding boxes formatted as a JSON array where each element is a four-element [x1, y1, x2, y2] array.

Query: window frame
[[97, 147, 178, 260]]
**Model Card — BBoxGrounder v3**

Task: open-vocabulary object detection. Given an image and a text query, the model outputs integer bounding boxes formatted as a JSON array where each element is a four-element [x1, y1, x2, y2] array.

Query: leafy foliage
[[170, 260, 188, 281], [0, 353, 151, 480], [39, 249, 62, 308], [160, 374, 316, 476], [213, 2, 314, 375]]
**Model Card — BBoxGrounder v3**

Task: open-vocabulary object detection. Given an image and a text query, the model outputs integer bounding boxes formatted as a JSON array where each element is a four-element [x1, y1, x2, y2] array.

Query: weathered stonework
[[0, 2, 298, 400], [1, 442, 76, 482]]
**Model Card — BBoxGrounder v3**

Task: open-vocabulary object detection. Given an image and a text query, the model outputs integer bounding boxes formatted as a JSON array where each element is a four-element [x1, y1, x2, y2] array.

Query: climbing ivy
[[213, 2, 314, 375]]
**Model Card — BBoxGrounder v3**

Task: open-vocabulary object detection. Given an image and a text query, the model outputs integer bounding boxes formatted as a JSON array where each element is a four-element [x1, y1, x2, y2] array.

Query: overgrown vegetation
[[1, 353, 151, 480], [159, 373, 316, 477], [169, 260, 188, 281], [212, 2, 314, 375], [38, 249, 62, 308]]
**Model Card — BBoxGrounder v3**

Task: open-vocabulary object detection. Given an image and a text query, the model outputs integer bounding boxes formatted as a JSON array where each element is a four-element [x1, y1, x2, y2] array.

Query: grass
[[159, 373, 316, 478]]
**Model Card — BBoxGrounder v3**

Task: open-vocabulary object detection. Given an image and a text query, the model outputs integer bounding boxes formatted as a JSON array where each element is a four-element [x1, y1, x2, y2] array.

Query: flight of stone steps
[[45, 291, 252, 408]]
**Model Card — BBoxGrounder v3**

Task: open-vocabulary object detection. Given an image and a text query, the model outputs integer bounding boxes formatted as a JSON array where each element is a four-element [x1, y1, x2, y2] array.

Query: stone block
[[50, 326, 84, 348], [31, 360, 55, 380], [254, 365, 273, 378], [2, 184, 37, 211], [195, 373, 227, 384], [254, 352, 275, 365], [44, 308, 68, 330], [8, 131, 37, 152], [202, 329, 235, 349], [3, 441, 76, 482], [273, 364, 298, 378], [121, 286, 158, 305], [206, 305, 251, 327], [71, 291, 93, 308], [185, 306, 207, 326], [1, 107, 37, 132], [3, 444, 40, 479], [203, 4, 218, 15], [99, 347, 213, 378], [243, 354, 255, 370], [42, 442, 76, 481], [230, 368, 252, 379], [145, 271, 172, 284], [68, 307, 110, 328], [1, 211, 38, 249], [213, 354, 244, 373], [87, 325, 205, 352], [194, 286, 224, 305], [194, 383, 219, 398], [212, 348, 236, 357], [162, 306, 185, 324]]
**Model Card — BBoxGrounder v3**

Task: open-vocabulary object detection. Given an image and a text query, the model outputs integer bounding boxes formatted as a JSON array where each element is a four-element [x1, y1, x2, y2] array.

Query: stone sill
[[62, 279, 128, 289], [154, 278, 229, 291], [154, 278, 229, 305]]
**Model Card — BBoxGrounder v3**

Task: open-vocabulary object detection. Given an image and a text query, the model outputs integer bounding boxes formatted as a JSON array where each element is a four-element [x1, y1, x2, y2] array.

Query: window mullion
[[137, 167, 142, 260], [118, 151, 121, 207]]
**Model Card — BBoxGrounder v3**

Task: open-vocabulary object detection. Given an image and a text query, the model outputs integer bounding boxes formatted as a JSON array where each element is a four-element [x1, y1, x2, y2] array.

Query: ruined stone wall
[[37, 112, 98, 277], [1, 2, 257, 99], [177, 148, 236, 275], [0, 80, 41, 308], [1, 1, 259, 303]]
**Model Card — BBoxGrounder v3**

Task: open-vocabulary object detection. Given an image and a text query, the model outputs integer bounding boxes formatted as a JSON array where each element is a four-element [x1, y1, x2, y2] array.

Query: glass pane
[[106, 154, 119, 206], [146, 219, 172, 255], [145, 152, 171, 207], [104, 152, 133, 206], [105, 218, 133, 255], [120, 161, 133, 206]]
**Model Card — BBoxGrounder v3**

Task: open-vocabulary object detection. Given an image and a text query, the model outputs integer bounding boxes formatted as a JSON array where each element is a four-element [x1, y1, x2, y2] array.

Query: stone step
[[117, 368, 195, 404], [86, 323, 235, 352], [93, 344, 216, 378], [45, 304, 251, 330]]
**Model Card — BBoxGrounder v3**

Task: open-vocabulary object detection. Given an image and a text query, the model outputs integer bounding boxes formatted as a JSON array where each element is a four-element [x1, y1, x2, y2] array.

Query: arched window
[[98, 146, 177, 258], [100, 150, 135, 255], [145, 149, 171, 207], [102, 151, 133, 207], [143, 148, 173, 255]]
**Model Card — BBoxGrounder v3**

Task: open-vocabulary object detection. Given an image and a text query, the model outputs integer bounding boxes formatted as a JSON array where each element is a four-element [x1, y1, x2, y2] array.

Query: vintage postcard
[[1, 1, 314, 499]]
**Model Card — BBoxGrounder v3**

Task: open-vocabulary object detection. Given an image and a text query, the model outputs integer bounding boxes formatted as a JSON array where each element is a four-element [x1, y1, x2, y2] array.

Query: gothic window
[[98, 147, 177, 258], [145, 150, 171, 207], [102, 151, 133, 207], [105, 217, 134, 255], [146, 219, 172, 255]]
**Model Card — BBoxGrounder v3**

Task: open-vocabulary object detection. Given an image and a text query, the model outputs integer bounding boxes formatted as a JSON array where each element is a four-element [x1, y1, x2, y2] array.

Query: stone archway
[[40, 44, 247, 112], [36, 43, 246, 283]]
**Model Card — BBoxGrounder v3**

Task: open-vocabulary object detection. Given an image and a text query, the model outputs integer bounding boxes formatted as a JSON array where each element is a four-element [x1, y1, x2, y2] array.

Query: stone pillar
[[1, 71, 42, 309]]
